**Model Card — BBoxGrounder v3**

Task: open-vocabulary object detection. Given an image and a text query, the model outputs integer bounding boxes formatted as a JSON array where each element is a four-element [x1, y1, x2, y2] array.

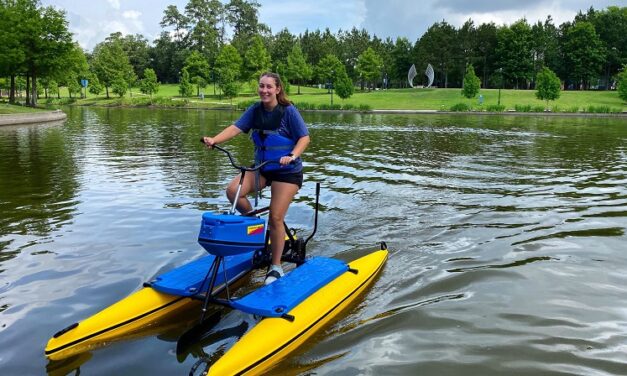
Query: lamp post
[[330, 69, 334, 106], [211, 70, 216, 96], [497, 68, 503, 106]]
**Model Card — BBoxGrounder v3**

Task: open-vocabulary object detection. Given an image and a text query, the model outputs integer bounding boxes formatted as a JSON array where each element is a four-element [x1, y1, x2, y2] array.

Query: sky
[[40, 0, 623, 51]]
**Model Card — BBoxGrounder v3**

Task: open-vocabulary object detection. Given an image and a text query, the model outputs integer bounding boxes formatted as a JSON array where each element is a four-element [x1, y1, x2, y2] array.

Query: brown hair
[[260, 72, 292, 106]]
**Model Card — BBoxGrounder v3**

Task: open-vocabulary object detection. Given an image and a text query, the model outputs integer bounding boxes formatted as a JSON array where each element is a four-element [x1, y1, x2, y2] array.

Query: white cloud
[[360, 0, 620, 41], [122, 10, 142, 20], [41, 0, 621, 51], [107, 0, 120, 10], [258, 0, 366, 33]]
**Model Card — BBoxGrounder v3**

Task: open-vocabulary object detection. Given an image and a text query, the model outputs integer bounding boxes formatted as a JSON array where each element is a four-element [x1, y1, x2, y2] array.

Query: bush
[[617, 65, 627, 101], [128, 97, 152, 106], [486, 104, 506, 112], [237, 100, 257, 110], [532, 105, 546, 112], [294, 102, 314, 110], [585, 105, 610, 113], [461, 64, 481, 99], [450, 102, 471, 112], [342, 103, 355, 110], [173, 99, 189, 107], [514, 104, 532, 112], [357, 104, 371, 111], [151, 97, 172, 106], [565, 106, 579, 113], [535, 66, 561, 105]]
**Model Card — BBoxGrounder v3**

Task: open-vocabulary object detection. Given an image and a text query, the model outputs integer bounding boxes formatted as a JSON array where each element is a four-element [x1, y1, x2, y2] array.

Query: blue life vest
[[251, 103, 298, 173]]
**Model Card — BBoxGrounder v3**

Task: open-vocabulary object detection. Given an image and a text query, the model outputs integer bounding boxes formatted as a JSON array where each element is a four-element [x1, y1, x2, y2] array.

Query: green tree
[[66, 75, 81, 98], [315, 54, 343, 88], [184, 50, 210, 95], [111, 74, 128, 97], [139, 68, 159, 100], [475, 22, 498, 88], [38, 77, 55, 98], [150, 32, 190, 84], [214, 44, 242, 99], [458, 19, 477, 76], [461, 64, 481, 99], [270, 28, 296, 71], [417, 21, 457, 87], [300, 29, 332, 68], [390, 37, 414, 88], [160, 4, 189, 43], [531, 16, 560, 85], [1, 0, 74, 106], [226, 0, 267, 56], [496, 19, 533, 89], [184, 0, 224, 64], [286, 43, 312, 94], [89, 77, 104, 95], [243, 35, 271, 81], [92, 35, 136, 98], [30, 3, 74, 106], [0, 0, 27, 103], [337, 27, 371, 82], [274, 61, 290, 94], [178, 68, 194, 97], [356, 47, 383, 91], [120, 33, 152, 80], [535, 66, 561, 107], [617, 65, 627, 102], [57, 43, 90, 98], [334, 67, 354, 100], [586, 6, 627, 90], [561, 21, 605, 89]]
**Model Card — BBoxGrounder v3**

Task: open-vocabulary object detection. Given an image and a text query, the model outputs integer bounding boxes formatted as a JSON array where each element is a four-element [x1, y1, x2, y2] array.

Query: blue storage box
[[198, 212, 266, 256]]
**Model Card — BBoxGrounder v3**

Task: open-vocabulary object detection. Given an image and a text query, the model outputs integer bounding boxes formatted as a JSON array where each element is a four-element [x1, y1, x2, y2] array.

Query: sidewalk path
[[0, 110, 67, 126]]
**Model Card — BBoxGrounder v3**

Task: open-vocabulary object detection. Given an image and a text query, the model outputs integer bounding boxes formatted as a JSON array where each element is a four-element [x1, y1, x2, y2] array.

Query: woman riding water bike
[[202, 72, 310, 285]]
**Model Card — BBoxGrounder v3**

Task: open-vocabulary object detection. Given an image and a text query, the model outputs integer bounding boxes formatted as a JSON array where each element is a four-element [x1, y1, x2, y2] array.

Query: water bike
[[45, 144, 388, 375]]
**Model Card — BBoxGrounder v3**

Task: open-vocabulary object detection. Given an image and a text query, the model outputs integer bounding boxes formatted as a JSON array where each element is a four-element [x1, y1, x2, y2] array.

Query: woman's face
[[258, 76, 280, 107]]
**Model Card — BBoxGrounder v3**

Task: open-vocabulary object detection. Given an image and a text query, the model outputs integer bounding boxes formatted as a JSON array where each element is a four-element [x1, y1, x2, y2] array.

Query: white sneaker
[[264, 264, 284, 285]]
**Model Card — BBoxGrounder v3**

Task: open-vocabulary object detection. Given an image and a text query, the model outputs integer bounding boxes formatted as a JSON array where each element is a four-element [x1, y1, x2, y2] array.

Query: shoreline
[[1, 107, 624, 126], [70, 103, 627, 117], [0, 110, 67, 126], [368, 109, 627, 117]]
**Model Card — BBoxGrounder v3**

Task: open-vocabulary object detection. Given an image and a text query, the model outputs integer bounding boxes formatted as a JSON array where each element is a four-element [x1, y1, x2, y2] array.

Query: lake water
[[1, 107, 626, 375]]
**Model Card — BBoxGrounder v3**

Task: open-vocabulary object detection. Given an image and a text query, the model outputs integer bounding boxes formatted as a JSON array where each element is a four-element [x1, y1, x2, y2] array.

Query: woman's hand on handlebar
[[202, 136, 216, 148], [279, 154, 296, 166]]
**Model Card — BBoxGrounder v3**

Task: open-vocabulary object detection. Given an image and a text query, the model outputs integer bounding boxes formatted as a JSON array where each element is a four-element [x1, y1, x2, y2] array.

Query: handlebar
[[199, 138, 285, 171]]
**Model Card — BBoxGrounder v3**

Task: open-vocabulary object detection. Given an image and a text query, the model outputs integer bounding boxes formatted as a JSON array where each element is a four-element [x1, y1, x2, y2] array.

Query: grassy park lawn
[[0, 103, 48, 114], [287, 87, 626, 111], [52, 84, 626, 112]]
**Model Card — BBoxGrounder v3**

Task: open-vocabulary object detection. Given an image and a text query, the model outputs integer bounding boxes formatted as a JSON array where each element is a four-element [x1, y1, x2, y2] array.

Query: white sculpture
[[425, 64, 434, 88], [408, 64, 417, 88]]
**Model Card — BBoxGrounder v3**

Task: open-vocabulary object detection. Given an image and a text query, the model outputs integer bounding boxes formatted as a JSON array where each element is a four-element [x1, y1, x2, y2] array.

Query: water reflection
[[0, 121, 80, 253], [0, 108, 626, 375]]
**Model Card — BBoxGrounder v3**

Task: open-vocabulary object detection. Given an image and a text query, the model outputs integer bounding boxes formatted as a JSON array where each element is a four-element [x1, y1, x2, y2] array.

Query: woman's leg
[[226, 172, 266, 214], [268, 181, 300, 265]]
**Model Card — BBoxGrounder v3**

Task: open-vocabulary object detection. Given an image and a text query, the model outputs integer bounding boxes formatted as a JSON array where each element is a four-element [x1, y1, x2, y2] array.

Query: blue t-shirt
[[235, 103, 309, 141], [234, 103, 308, 174]]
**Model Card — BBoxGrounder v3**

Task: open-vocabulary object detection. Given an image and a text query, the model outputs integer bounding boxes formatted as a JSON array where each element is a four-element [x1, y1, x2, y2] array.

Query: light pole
[[330, 70, 334, 106], [497, 68, 503, 106], [211, 70, 216, 96]]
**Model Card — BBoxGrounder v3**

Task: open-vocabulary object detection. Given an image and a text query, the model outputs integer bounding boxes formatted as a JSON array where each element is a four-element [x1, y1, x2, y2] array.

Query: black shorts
[[260, 169, 303, 189]]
